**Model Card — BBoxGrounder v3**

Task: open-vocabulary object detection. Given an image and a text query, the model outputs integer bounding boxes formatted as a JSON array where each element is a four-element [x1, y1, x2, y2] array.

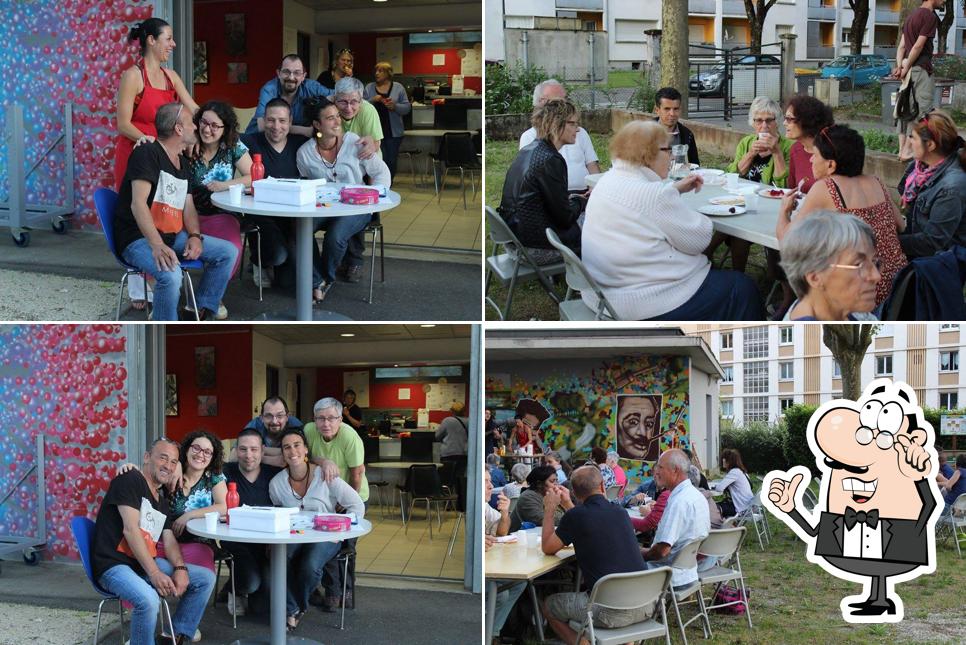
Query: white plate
[[695, 168, 724, 176], [699, 204, 747, 216], [709, 195, 745, 206], [758, 187, 792, 199]]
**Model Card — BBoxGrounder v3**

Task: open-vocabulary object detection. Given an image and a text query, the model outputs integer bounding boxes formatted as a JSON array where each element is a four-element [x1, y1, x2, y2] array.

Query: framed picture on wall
[[227, 62, 248, 84], [165, 374, 178, 416], [193, 41, 208, 84], [195, 346, 216, 388], [225, 13, 246, 56], [198, 395, 218, 417], [615, 393, 664, 462]]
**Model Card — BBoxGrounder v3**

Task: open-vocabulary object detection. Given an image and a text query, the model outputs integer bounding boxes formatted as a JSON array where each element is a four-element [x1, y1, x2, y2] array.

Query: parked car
[[820, 54, 892, 87], [688, 54, 781, 101]]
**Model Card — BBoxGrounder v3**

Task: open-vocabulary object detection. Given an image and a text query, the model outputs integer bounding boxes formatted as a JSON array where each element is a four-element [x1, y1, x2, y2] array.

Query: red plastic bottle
[[250, 154, 265, 197], [226, 481, 240, 525]]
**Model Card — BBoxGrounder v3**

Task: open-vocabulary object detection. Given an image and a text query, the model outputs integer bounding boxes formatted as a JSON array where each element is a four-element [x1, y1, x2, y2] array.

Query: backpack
[[893, 75, 919, 124], [713, 584, 750, 614]]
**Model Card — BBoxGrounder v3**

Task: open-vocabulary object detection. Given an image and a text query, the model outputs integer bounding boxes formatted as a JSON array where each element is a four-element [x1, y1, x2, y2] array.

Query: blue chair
[[70, 516, 177, 645], [93, 187, 202, 320]]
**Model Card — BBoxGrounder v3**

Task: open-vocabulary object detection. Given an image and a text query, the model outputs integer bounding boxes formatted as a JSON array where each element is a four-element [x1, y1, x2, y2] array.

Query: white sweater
[[580, 161, 713, 320]]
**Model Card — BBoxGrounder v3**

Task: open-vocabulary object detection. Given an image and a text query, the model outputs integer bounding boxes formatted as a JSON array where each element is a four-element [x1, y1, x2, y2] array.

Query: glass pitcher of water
[[669, 144, 690, 180]]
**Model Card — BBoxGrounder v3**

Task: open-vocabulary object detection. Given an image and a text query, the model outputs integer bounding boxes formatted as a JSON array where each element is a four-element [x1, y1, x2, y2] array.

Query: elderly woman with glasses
[[780, 211, 882, 321], [777, 124, 906, 307], [499, 98, 586, 254], [897, 109, 966, 258], [581, 120, 764, 320], [708, 96, 795, 273]]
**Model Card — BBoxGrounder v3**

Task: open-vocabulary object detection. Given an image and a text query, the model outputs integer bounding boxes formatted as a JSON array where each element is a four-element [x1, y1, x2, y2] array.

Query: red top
[[787, 141, 817, 194], [823, 176, 909, 306], [113, 64, 178, 191], [630, 488, 670, 534]]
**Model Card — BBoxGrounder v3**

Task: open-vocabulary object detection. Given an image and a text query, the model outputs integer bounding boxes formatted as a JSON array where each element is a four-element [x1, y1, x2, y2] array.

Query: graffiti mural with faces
[[495, 355, 691, 482], [0, 325, 129, 560], [0, 1, 154, 229]]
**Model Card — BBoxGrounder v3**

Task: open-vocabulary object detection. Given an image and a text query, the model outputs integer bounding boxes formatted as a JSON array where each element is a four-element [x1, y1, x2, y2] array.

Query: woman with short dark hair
[[784, 95, 835, 194], [777, 124, 907, 307], [509, 465, 564, 531]]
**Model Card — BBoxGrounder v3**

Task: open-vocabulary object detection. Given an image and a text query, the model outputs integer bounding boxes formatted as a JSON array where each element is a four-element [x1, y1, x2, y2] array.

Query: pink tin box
[[340, 187, 380, 205], [313, 514, 351, 531]]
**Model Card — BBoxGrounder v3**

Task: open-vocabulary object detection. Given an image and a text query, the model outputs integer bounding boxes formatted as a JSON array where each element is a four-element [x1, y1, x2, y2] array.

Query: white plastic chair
[[697, 527, 753, 632], [732, 490, 770, 550], [570, 566, 674, 645], [544, 227, 619, 321], [937, 493, 966, 557], [667, 538, 712, 645]]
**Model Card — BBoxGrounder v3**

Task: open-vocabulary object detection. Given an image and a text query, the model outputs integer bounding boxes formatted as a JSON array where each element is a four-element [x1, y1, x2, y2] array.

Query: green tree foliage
[[485, 62, 548, 115], [721, 420, 788, 474], [782, 404, 820, 476]]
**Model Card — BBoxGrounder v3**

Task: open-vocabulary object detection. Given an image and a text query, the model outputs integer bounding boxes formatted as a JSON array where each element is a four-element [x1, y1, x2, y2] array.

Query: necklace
[[288, 465, 310, 508]]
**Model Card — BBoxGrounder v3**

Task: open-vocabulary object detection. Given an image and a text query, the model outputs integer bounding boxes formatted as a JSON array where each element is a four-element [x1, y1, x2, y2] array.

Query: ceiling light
[[428, 30, 433, 33], [420, 324, 436, 328], [340, 333, 355, 337], [394, 364, 399, 367]]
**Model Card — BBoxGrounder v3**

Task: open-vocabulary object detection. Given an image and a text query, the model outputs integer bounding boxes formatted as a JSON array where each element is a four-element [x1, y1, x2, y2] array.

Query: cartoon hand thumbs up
[[769, 471, 805, 514]]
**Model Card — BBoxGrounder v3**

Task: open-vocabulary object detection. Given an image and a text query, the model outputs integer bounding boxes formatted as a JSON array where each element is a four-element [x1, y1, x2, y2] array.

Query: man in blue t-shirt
[[540, 466, 649, 642], [245, 54, 333, 137], [220, 429, 282, 616]]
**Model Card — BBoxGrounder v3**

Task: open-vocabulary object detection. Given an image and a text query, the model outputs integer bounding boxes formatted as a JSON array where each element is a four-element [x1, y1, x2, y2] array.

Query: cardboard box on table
[[229, 505, 298, 533]]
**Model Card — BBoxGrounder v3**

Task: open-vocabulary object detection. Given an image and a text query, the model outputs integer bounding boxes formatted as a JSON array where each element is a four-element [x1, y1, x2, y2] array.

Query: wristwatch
[[173, 565, 188, 572], [188, 232, 204, 242]]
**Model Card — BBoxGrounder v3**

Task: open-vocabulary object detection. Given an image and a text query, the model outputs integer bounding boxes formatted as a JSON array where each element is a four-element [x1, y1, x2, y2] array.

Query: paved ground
[[0, 559, 480, 645], [0, 229, 482, 321]]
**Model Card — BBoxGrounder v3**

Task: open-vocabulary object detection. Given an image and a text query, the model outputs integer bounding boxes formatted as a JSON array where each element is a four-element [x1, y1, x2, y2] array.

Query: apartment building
[[683, 324, 964, 426], [489, 0, 966, 66]]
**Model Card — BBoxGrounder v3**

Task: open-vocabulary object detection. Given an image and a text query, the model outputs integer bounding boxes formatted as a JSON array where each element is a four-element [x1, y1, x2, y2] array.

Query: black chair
[[363, 436, 391, 516], [433, 132, 481, 209], [400, 434, 435, 462], [398, 464, 450, 539], [238, 217, 263, 302]]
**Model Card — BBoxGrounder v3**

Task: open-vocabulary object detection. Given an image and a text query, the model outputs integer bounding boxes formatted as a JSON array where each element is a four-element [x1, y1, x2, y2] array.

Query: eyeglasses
[[199, 118, 224, 132], [262, 412, 289, 421], [829, 257, 882, 277], [783, 114, 798, 123], [279, 69, 305, 78], [335, 99, 361, 108], [855, 426, 896, 450], [752, 117, 776, 125], [189, 444, 213, 458], [314, 415, 341, 423]]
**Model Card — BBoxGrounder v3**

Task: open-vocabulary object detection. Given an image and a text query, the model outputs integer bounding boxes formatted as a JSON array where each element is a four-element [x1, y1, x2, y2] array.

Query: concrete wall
[[485, 0, 507, 61], [504, 29, 608, 80], [485, 108, 612, 141]]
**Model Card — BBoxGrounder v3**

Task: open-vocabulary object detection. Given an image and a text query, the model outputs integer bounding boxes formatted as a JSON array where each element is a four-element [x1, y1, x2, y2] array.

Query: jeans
[[648, 269, 764, 321], [121, 231, 238, 321], [380, 136, 403, 181], [98, 559, 216, 645], [245, 215, 291, 268], [312, 214, 371, 285], [287, 540, 341, 615], [221, 541, 271, 614], [491, 580, 526, 634]]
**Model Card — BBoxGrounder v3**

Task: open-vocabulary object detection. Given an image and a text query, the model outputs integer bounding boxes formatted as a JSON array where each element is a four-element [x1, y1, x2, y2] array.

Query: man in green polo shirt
[[303, 396, 369, 612]]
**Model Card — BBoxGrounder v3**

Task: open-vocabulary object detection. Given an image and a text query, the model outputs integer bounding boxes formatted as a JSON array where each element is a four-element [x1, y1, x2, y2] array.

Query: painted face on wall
[[616, 395, 662, 461]]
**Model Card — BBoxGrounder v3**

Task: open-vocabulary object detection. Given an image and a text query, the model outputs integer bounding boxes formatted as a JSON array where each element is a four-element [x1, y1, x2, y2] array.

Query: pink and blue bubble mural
[[0, 325, 129, 560], [0, 1, 153, 229]]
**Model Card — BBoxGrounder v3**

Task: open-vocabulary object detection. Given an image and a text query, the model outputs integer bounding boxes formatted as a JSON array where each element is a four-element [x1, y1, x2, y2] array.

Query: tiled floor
[[382, 166, 482, 252], [357, 501, 466, 580]]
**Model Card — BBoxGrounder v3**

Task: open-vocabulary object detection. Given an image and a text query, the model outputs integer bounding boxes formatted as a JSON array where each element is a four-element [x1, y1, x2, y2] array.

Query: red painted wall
[[165, 330, 253, 441], [348, 33, 482, 93], [316, 365, 471, 424], [192, 0, 283, 107]]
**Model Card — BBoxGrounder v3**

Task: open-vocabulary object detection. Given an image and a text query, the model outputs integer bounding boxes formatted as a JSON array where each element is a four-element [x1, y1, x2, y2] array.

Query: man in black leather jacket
[[654, 87, 700, 166]]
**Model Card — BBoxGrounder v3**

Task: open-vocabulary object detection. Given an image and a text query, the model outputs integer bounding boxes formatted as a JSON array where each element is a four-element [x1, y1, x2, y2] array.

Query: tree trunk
[[937, 0, 954, 54], [662, 0, 690, 117], [849, 0, 872, 55], [745, 0, 779, 54], [823, 325, 877, 401]]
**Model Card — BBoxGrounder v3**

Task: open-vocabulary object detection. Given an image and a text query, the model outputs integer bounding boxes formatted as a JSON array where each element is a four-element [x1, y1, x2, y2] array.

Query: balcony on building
[[808, 0, 837, 21], [689, 16, 716, 57], [555, 0, 603, 9], [807, 44, 835, 59], [689, 41, 718, 58], [874, 0, 900, 25], [874, 24, 899, 59], [688, 0, 716, 15], [722, 0, 746, 16], [722, 17, 751, 52]]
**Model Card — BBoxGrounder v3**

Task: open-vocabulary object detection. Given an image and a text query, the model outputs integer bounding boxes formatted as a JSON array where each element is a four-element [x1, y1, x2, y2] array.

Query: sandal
[[287, 610, 306, 632], [313, 281, 333, 304]]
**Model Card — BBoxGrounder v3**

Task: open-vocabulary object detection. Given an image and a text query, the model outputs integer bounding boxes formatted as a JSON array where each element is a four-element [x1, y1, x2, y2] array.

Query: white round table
[[211, 188, 401, 321], [187, 513, 372, 645]]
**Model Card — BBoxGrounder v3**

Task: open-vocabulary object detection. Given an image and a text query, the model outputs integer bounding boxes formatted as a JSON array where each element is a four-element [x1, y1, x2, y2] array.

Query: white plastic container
[[252, 178, 326, 206], [229, 505, 298, 533]]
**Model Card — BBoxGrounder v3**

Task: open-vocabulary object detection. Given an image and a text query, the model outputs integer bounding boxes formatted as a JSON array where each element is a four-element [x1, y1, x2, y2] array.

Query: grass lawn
[[513, 483, 965, 645], [607, 70, 643, 88], [484, 135, 772, 321]]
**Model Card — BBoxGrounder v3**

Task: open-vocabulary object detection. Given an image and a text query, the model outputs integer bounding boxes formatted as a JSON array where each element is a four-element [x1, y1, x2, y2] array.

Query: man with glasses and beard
[[231, 396, 304, 467], [245, 54, 333, 137]]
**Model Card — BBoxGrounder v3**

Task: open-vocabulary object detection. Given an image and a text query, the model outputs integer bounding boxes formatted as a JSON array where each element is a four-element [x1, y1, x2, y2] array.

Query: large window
[[721, 332, 733, 350], [743, 326, 769, 359], [780, 361, 794, 380], [721, 399, 734, 418], [875, 355, 893, 376], [940, 391, 959, 410], [940, 351, 959, 372], [744, 396, 769, 424], [780, 397, 795, 412], [374, 365, 463, 379], [744, 361, 769, 393], [780, 327, 793, 344], [722, 366, 734, 383]]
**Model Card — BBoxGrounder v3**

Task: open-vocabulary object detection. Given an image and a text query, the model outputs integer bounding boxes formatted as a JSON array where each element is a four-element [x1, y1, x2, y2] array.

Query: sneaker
[[341, 264, 363, 283], [253, 265, 273, 288], [313, 281, 333, 303], [161, 628, 201, 642], [183, 303, 228, 320], [227, 591, 247, 617]]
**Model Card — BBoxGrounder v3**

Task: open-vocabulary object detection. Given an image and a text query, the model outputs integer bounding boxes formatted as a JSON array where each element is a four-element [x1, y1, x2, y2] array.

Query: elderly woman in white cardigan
[[581, 120, 765, 320]]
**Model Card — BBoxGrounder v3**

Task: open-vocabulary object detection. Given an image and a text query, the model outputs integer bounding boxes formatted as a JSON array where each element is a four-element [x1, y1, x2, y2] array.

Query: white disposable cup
[[527, 530, 541, 549], [515, 530, 527, 544], [758, 132, 768, 140], [229, 184, 243, 204], [725, 173, 740, 190], [204, 511, 219, 532]]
